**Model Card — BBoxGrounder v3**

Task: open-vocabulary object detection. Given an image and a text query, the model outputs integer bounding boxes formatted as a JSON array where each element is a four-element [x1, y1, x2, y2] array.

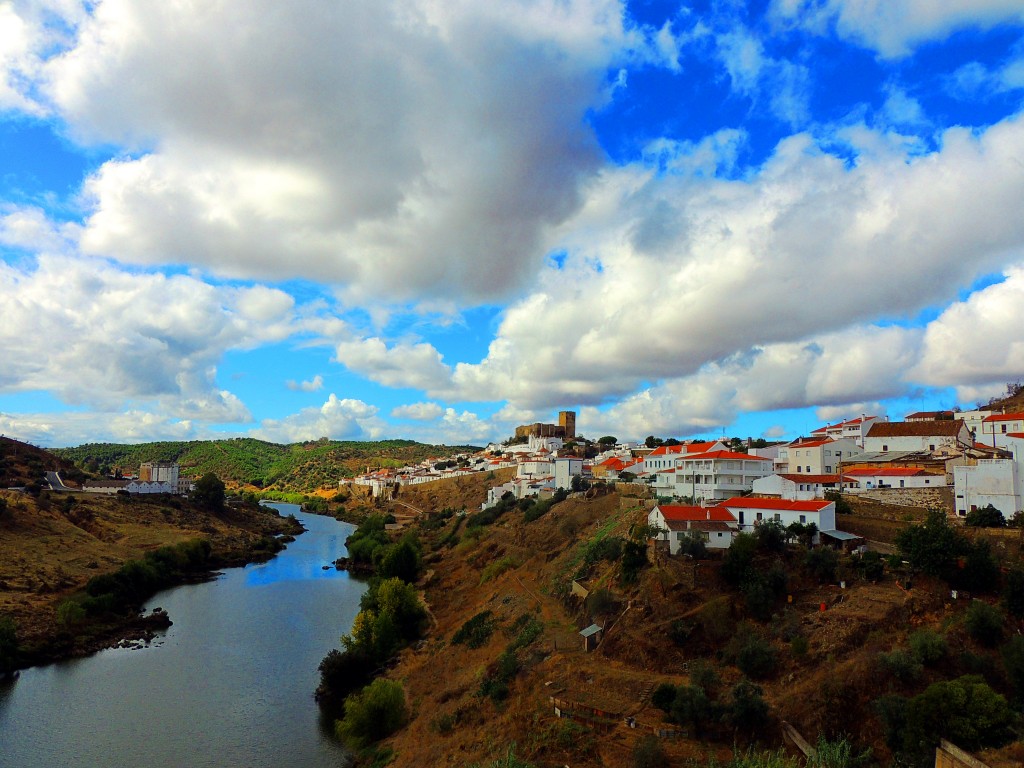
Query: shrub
[[1001, 635, 1024, 700], [377, 535, 422, 583], [317, 648, 374, 707], [479, 650, 519, 702], [901, 675, 1016, 756], [733, 633, 777, 679], [452, 611, 496, 649], [730, 679, 769, 732], [652, 683, 677, 712], [670, 684, 712, 735], [1002, 568, 1024, 617], [677, 531, 708, 558], [56, 599, 86, 630], [965, 504, 1006, 528], [858, 551, 885, 581], [721, 533, 757, 586], [877, 648, 922, 684], [908, 629, 947, 667], [586, 588, 617, 620], [0, 613, 18, 672], [896, 509, 967, 581], [965, 601, 1004, 647], [804, 548, 839, 582], [480, 555, 521, 584], [632, 734, 669, 768], [336, 679, 408, 748], [688, 659, 719, 694]]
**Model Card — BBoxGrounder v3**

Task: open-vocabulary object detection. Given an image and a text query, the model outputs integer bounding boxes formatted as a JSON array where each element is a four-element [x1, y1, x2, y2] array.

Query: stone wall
[[858, 486, 954, 513]]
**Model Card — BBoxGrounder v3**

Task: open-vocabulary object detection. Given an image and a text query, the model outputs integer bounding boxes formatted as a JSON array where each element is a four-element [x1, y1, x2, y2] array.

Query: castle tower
[[558, 410, 576, 439]]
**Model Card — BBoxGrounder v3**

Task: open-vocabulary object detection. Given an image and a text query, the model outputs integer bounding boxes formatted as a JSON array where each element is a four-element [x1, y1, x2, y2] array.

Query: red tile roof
[[866, 420, 967, 438], [983, 413, 1024, 422], [777, 474, 841, 483], [787, 438, 835, 448], [679, 450, 772, 462], [654, 505, 737, 522], [647, 444, 686, 456], [721, 497, 832, 512], [843, 468, 942, 477]]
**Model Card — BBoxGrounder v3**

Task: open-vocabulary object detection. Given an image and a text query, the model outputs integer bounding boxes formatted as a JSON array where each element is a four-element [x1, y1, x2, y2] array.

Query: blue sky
[[2, 0, 1024, 448]]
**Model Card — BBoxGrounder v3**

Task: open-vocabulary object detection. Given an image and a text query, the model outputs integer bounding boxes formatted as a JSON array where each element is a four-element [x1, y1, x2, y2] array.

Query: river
[[0, 503, 366, 768]]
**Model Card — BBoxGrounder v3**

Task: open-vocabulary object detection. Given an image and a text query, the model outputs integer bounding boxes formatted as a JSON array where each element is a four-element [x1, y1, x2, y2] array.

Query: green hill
[[51, 438, 481, 493]]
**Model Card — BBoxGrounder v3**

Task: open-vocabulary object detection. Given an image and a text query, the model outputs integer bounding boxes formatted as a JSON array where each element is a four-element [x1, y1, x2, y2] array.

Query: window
[[806, 466, 811, 473], [799, 514, 806, 523], [1002, 425, 1008, 434], [774, 513, 781, 521], [929, 444, 935, 451], [756, 512, 763, 521], [882, 444, 888, 451], [796, 466, 801, 472], [825, 465, 832, 473]]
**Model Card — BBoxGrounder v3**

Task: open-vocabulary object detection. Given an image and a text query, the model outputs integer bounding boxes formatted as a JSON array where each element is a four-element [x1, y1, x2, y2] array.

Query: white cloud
[[391, 401, 443, 421], [762, 424, 787, 438], [0, 249, 296, 418], [252, 394, 386, 443], [715, 28, 810, 127], [333, 337, 452, 392], [36, 0, 658, 305], [0, 408, 198, 448], [286, 375, 324, 393], [448, 114, 1024, 410], [769, 0, 1024, 58], [913, 266, 1024, 392]]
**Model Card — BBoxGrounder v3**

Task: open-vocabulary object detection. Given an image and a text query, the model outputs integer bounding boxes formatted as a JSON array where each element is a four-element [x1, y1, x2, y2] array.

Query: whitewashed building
[[673, 450, 773, 503], [774, 437, 859, 475], [863, 420, 973, 455], [751, 473, 845, 500], [954, 460, 1024, 518], [720, 497, 837, 540], [648, 504, 739, 553]]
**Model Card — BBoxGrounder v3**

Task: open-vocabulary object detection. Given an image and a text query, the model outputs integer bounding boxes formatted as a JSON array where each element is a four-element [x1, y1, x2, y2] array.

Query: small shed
[[580, 623, 603, 652], [820, 529, 863, 552]]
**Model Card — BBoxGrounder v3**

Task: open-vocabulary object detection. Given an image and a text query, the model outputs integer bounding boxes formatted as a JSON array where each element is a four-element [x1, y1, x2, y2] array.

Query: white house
[[554, 457, 584, 490], [863, 420, 973, 455], [809, 416, 879, 447], [127, 479, 176, 494], [842, 467, 946, 491], [648, 504, 739, 553], [643, 441, 726, 473], [517, 454, 555, 479], [751, 473, 845, 500], [774, 437, 859, 475], [980, 413, 1024, 449], [81, 479, 128, 495], [673, 450, 772, 503], [720, 497, 836, 540], [954, 460, 1024, 518]]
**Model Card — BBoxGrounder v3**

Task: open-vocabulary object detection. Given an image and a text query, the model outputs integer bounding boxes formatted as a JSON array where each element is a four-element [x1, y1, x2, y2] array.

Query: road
[[44, 471, 74, 491]]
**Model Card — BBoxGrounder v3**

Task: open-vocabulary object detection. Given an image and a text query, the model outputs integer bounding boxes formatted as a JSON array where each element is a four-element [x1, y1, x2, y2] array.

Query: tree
[[336, 678, 408, 748], [965, 601, 1004, 647], [965, 504, 1006, 528], [896, 508, 967, 580], [597, 435, 617, 445], [192, 472, 225, 512], [823, 490, 852, 516], [670, 684, 712, 735], [644, 435, 662, 448], [901, 676, 1016, 758], [0, 613, 18, 673], [1002, 568, 1024, 617]]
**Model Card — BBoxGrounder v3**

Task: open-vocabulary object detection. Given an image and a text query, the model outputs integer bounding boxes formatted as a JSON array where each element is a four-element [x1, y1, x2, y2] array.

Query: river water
[[0, 503, 365, 768]]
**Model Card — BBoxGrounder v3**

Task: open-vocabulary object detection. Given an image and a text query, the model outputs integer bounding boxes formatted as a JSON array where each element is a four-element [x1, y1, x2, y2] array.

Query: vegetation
[[452, 611, 496, 649], [191, 472, 225, 512], [336, 678, 408, 748], [52, 437, 481, 493], [896, 509, 998, 591], [965, 504, 1006, 528], [0, 613, 18, 673]]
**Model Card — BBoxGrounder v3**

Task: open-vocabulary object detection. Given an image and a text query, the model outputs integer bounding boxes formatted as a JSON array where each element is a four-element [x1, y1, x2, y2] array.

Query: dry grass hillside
[[0, 488, 296, 659], [357, 490, 1024, 768]]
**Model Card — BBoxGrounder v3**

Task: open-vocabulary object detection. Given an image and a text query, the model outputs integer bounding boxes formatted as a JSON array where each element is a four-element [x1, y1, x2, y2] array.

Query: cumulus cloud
[[251, 394, 386, 443], [769, 0, 1024, 58], [33, 0, 661, 305], [286, 375, 323, 393], [0, 250, 296, 418], [391, 401, 443, 421], [333, 337, 452, 392], [0, 408, 199, 448], [448, 114, 1024, 410]]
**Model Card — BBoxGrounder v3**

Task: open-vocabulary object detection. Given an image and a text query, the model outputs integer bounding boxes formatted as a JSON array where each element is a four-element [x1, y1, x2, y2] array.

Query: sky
[[1, 0, 1024, 449]]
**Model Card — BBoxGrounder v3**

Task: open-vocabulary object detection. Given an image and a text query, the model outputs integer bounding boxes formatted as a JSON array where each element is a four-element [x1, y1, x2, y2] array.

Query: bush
[[896, 509, 967, 581], [901, 675, 1016, 757], [56, 599, 86, 630], [1001, 635, 1024, 700], [908, 629, 947, 667], [479, 650, 519, 702], [652, 683, 677, 712], [480, 556, 520, 584], [804, 548, 839, 582], [965, 601, 1004, 647], [452, 611, 496, 649], [377, 535, 422, 583], [730, 679, 769, 732], [336, 679, 408, 748], [965, 504, 1006, 528], [858, 551, 885, 581], [0, 613, 18, 672], [585, 588, 617, 620], [737, 634, 774, 684], [632, 734, 669, 768], [670, 684, 712, 735], [877, 648, 922, 684], [1002, 568, 1024, 617], [689, 659, 719, 694]]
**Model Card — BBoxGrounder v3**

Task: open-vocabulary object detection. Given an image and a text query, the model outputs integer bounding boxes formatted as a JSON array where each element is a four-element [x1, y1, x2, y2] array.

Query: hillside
[[0, 485, 299, 665], [340, 489, 1024, 768], [52, 438, 481, 492], [0, 436, 83, 489]]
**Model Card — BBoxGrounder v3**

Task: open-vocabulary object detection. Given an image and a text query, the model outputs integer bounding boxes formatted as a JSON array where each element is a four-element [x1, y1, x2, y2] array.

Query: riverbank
[[0, 489, 302, 670]]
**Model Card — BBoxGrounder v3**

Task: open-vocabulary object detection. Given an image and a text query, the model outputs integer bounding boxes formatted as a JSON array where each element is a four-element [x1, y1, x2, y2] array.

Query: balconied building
[[672, 450, 773, 503]]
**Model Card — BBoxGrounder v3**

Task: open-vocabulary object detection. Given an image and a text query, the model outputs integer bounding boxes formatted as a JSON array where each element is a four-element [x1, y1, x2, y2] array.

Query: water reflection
[[0, 504, 365, 768]]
